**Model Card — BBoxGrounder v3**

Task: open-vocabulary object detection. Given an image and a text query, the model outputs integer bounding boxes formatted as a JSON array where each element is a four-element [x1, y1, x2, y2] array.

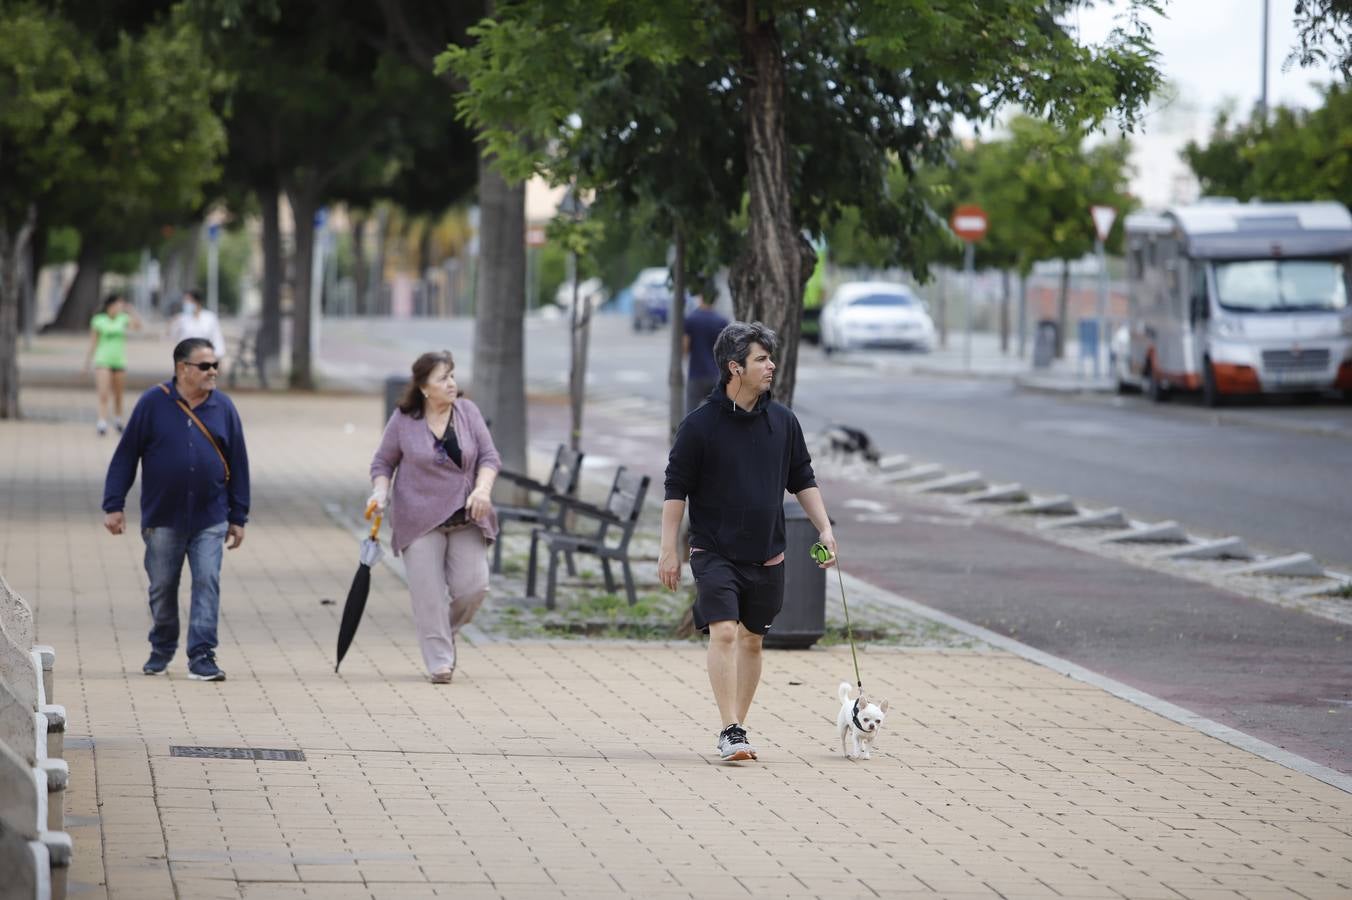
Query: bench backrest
[[548, 446, 585, 497], [594, 468, 649, 551]]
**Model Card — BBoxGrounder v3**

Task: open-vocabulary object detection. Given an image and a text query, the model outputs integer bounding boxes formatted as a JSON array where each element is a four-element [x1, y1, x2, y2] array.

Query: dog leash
[[811, 541, 864, 699]]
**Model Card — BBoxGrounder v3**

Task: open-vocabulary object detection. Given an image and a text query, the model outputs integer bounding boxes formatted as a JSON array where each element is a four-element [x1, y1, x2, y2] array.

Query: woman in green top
[[84, 293, 141, 435]]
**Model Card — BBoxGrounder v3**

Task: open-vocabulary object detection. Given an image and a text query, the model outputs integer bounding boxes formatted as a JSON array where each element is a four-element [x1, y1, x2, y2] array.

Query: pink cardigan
[[370, 399, 501, 555]]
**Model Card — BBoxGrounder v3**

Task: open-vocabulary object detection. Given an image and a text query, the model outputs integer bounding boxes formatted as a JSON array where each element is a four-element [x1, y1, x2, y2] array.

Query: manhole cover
[[170, 746, 305, 761]]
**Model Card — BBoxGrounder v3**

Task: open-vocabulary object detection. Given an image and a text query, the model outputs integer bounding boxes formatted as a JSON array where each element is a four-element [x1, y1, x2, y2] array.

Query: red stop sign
[[950, 204, 988, 242]]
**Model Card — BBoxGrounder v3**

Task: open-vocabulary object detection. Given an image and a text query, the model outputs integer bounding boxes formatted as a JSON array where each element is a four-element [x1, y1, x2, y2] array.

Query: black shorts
[[689, 550, 785, 636]]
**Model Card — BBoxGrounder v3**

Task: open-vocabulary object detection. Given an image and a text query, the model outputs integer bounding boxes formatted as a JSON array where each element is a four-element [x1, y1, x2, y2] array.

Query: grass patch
[[488, 589, 698, 641]]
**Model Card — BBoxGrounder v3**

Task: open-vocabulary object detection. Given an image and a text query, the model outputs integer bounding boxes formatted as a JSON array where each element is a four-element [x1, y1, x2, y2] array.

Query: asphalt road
[[323, 314, 1352, 572]]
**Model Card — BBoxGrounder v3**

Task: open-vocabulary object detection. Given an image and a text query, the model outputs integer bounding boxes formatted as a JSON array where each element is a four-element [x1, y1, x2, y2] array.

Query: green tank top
[[91, 312, 130, 369]]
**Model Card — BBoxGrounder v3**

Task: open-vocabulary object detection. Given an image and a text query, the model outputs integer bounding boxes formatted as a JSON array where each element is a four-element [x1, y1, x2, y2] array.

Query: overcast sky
[[1071, 0, 1337, 120], [1065, 1, 1340, 207]]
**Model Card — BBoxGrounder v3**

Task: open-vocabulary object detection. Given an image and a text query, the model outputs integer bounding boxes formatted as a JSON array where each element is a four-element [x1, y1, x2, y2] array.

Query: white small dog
[[837, 681, 888, 760]]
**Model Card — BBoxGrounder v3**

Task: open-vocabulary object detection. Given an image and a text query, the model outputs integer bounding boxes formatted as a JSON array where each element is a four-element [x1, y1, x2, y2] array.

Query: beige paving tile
[[5, 383, 1352, 900]]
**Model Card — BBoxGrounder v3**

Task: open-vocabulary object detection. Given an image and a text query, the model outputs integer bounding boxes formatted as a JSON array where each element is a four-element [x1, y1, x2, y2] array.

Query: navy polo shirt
[[102, 380, 251, 531], [685, 306, 729, 380]]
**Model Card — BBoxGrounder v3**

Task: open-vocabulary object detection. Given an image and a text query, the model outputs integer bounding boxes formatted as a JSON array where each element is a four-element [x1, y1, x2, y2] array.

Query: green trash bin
[[763, 501, 826, 650]]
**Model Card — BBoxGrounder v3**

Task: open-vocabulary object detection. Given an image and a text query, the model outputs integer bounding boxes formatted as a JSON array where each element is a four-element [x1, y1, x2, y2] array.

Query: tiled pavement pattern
[[2, 386, 1350, 899]]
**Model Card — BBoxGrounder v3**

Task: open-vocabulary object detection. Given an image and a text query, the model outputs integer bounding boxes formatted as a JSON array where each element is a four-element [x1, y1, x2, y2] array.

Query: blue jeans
[[142, 521, 228, 660]]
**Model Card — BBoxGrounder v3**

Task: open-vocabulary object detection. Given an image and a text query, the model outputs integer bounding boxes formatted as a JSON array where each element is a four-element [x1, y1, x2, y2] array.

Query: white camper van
[[1119, 201, 1352, 404]]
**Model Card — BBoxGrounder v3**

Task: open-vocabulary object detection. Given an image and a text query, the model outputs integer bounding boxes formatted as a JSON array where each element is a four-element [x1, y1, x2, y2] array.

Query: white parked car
[[553, 277, 608, 315], [820, 282, 936, 353]]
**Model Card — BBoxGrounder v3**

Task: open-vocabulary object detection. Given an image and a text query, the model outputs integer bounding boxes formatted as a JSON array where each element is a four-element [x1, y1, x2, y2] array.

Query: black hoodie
[[664, 386, 817, 563]]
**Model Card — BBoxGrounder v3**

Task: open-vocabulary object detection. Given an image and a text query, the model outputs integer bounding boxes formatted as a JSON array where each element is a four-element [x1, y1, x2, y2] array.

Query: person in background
[[85, 293, 141, 435], [102, 338, 250, 682], [683, 286, 729, 415], [368, 350, 500, 684], [170, 288, 227, 366]]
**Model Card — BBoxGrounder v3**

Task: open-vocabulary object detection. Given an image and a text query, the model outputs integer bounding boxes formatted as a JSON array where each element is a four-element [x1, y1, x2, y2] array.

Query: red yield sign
[[950, 204, 988, 242]]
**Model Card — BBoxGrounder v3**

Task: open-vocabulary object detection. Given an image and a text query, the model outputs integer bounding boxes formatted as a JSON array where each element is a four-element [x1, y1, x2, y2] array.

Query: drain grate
[[170, 746, 306, 762]]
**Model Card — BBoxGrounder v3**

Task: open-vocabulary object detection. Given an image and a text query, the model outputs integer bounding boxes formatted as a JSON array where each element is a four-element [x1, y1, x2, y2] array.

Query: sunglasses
[[184, 361, 220, 371]]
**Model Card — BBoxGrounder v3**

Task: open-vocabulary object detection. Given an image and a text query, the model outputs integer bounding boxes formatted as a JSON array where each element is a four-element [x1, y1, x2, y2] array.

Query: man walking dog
[[660, 321, 837, 760]]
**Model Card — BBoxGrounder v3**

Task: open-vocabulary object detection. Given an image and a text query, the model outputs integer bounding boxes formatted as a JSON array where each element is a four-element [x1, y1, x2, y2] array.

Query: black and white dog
[[824, 425, 881, 467]]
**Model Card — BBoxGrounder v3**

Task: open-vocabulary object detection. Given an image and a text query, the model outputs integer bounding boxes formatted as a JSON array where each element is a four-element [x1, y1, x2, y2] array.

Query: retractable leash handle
[[811, 542, 862, 691]]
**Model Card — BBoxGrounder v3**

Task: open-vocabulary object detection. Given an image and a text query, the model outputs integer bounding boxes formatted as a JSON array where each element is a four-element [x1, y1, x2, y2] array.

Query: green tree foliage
[[444, 0, 1161, 404], [1183, 84, 1352, 207], [42, 9, 227, 331], [0, 5, 87, 416], [192, 0, 480, 388], [1290, 0, 1352, 79], [926, 118, 1133, 355]]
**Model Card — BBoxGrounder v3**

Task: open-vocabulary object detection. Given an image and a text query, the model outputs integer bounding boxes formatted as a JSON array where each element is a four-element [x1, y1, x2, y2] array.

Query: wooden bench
[[492, 445, 585, 574], [525, 467, 650, 609]]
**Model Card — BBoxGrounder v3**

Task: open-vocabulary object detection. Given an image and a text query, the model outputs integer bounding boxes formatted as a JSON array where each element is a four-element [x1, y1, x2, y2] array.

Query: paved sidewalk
[[2, 383, 1351, 899]]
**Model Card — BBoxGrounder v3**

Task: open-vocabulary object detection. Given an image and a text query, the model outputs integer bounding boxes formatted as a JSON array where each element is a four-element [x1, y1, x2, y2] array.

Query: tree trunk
[[160, 222, 203, 314], [567, 245, 583, 451], [369, 206, 389, 314], [287, 186, 318, 390], [1017, 271, 1029, 358], [48, 237, 105, 332], [1000, 269, 1012, 353], [472, 151, 528, 488], [1056, 259, 1071, 359], [418, 219, 433, 279], [936, 267, 948, 349], [351, 213, 369, 315], [0, 207, 37, 419], [728, 11, 814, 407], [668, 229, 687, 443], [19, 221, 45, 342], [259, 183, 283, 371]]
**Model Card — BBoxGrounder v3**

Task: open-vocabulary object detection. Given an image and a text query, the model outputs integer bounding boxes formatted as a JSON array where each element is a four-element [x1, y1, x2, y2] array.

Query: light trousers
[[402, 526, 490, 673]]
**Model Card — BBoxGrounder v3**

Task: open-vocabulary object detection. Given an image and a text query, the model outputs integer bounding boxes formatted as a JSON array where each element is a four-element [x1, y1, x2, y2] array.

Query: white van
[[1119, 200, 1352, 404]]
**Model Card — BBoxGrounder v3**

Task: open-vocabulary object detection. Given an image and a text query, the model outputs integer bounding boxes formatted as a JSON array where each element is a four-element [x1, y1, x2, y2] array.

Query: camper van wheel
[[1201, 360, 1223, 408]]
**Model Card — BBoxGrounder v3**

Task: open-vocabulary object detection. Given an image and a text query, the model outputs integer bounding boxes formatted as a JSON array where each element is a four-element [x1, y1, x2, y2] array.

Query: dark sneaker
[[717, 724, 756, 761], [187, 654, 226, 682], [142, 653, 172, 676]]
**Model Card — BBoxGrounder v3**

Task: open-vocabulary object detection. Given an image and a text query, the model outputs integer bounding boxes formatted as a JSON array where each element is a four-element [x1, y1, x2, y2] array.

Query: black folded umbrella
[[335, 508, 383, 673]]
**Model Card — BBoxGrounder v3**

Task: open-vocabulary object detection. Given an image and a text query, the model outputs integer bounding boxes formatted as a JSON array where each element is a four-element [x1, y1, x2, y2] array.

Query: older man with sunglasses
[[102, 337, 251, 681]]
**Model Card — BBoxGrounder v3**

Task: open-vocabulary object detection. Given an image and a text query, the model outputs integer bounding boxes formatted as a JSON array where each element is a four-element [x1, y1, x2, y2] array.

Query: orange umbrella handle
[[363, 500, 383, 539]]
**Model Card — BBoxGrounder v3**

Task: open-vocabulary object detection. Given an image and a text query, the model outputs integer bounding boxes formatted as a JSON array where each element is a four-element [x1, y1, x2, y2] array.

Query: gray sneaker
[[717, 724, 756, 761]]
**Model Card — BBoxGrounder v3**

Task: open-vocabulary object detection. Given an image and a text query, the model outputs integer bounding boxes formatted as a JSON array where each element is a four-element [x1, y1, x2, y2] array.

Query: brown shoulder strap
[[159, 383, 231, 482]]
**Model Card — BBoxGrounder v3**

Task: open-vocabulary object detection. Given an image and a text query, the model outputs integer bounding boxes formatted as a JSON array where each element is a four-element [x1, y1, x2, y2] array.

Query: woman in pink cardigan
[[368, 351, 500, 683]]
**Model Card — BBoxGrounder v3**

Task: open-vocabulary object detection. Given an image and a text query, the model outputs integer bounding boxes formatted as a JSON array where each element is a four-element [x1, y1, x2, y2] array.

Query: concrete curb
[[1014, 374, 1116, 395], [841, 570, 1352, 795]]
